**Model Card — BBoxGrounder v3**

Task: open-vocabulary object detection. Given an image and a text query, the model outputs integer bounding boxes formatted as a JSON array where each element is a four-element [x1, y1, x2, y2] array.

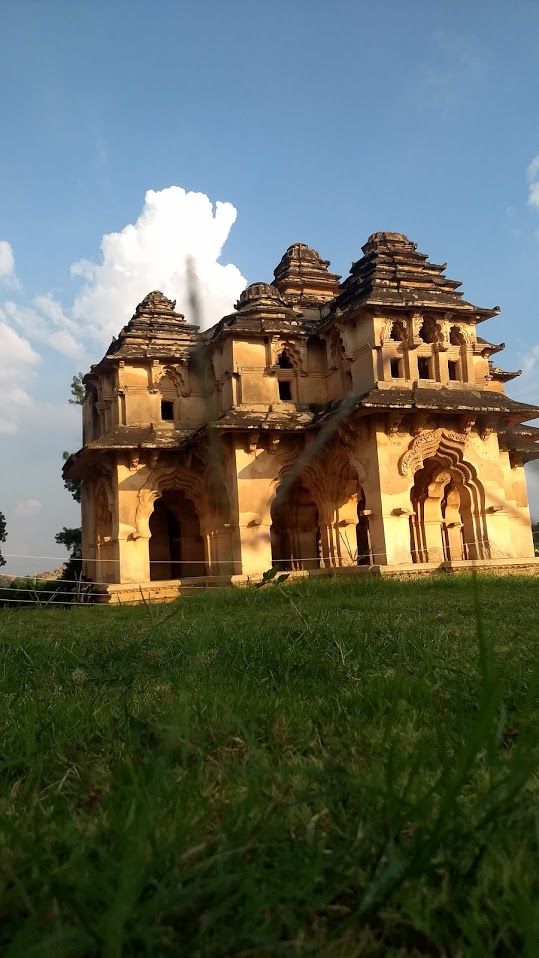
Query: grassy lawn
[[0, 574, 538, 956]]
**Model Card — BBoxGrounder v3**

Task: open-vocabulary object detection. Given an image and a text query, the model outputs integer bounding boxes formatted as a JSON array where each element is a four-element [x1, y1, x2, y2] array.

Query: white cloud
[[511, 342, 539, 404], [0, 186, 247, 570], [0, 187, 246, 366], [0, 241, 20, 289], [14, 498, 42, 519], [70, 186, 246, 343], [2, 300, 85, 359], [0, 319, 40, 434], [526, 155, 539, 209]]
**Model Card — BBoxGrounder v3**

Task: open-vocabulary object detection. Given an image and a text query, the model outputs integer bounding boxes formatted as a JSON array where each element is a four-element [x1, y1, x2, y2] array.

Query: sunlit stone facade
[[64, 233, 539, 598]]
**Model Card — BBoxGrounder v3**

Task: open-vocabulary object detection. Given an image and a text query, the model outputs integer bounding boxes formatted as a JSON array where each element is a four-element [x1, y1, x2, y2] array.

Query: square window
[[448, 360, 459, 381], [390, 358, 402, 378], [161, 400, 174, 421], [418, 358, 430, 380], [278, 380, 292, 401]]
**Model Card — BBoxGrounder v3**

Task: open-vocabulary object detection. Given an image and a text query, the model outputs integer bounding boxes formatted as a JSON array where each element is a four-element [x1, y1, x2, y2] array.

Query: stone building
[[64, 231, 539, 599]]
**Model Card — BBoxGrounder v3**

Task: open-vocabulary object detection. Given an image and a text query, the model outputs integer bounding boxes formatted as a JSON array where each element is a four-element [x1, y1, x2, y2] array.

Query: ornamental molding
[[399, 428, 468, 477], [271, 338, 305, 374], [379, 318, 394, 345]]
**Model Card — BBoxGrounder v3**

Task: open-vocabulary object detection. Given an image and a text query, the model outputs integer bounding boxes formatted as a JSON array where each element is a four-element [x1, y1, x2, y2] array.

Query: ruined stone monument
[[64, 232, 539, 600]]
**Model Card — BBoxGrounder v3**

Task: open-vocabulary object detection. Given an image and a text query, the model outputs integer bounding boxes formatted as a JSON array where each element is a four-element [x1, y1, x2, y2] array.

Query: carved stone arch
[[418, 316, 444, 345], [326, 328, 346, 369], [155, 363, 189, 397], [85, 372, 102, 401], [93, 474, 115, 556], [381, 318, 408, 344], [270, 461, 323, 571], [135, 463, 207, 537], [399, 428, 468, 477], [336, 420, 369, 484], [272, 339, 304, 374], [408, 439, 490, 562], [450, 324, 472, 346]]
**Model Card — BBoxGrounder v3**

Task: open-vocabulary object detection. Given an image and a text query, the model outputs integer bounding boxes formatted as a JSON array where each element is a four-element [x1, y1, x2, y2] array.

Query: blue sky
[[1, 0, 538, 572]]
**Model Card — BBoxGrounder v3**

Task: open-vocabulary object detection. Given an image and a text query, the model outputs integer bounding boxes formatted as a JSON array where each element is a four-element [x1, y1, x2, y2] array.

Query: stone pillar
[[231, 442, 275, 578], [237, 517, 273, 577], [328, 498, 360, 567], [81, 479, 96, 580], [116, 534, 150, 584], [369, 426, 415, 566]]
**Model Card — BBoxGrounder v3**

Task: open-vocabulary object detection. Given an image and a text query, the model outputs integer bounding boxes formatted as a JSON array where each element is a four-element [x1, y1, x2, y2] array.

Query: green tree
[[55, 526, 82, 557], [69, 372, 85, 405], [0, 511, 6, 567], [62, 451, 81, 503]]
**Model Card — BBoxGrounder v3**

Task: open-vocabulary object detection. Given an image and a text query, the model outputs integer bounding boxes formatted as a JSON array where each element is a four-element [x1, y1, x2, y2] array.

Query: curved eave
[[490, 367, 522, 383]]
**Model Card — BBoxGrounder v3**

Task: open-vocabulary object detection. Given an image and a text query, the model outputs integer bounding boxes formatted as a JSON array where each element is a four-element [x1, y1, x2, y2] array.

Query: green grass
[[0, 574, 538, 956]]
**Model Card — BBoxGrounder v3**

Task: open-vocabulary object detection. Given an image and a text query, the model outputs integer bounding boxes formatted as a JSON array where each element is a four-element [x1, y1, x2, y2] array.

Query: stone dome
[[235, 283, 285, 310]]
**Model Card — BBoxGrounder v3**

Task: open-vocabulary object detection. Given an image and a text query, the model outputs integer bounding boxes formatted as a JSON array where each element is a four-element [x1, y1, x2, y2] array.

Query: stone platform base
[[95, 556, 539, 605]]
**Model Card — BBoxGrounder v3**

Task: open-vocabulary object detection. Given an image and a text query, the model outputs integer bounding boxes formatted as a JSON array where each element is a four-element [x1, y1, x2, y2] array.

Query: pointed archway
[[270, 478, 321, 570], [149, 490, 206, 580], [409, 456, 489, 563]]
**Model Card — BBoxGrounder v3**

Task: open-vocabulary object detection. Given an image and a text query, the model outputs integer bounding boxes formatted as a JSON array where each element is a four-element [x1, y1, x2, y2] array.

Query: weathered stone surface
[[64, 232, 539, 593]]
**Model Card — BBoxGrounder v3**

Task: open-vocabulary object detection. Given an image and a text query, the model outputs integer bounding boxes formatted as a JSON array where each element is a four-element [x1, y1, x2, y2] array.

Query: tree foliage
[[69, 372, 85, 405], [55, 526, 82, 557], [62, 450, 82, 503]]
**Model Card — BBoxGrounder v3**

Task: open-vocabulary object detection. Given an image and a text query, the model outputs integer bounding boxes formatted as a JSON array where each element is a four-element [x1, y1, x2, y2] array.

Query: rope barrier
[[1, 540, 531, 608], [1, 539, 499, 566]]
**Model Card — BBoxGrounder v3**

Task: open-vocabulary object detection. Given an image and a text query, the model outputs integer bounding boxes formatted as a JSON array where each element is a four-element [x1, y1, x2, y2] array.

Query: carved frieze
[[399, 428, 468, 476]]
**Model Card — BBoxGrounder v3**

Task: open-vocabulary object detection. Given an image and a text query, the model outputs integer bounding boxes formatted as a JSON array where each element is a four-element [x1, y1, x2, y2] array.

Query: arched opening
[[277, 351, 293, 369], [276, 350, 295, 402], [270, 478, 320, 571], [418, 318, 439, 344], [331, 464, 372, 567], [356, 488, 372, 565], [409, 456, 488, 564], [85, 386, 101, 441], [158, 370, 180, 421], [95, 482, 114, 582], [149, 490, 205, 580], [390, 320, 408, 342], [450, 325, 466, 346]]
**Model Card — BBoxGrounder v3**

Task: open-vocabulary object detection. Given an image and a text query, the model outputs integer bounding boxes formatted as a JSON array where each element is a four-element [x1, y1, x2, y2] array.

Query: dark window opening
[[161, 400, 174, 421], [277, 352, 293, 369], [450, 325, 465, 346], [390, 321, 407, 342], [418, 357, 430, 380], [448, 360, 459, 381], [390, 358, 402, 378], [418, 320, 438, 344], [278, 380, 292, 401]]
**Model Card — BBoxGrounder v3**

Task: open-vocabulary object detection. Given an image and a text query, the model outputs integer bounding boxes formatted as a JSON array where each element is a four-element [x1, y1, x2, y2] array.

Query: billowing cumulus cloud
[[0, 189, 247, 570], [0, 240, 20, 289], [70, 186, 246, 344], [0, 188, 247, 365]]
